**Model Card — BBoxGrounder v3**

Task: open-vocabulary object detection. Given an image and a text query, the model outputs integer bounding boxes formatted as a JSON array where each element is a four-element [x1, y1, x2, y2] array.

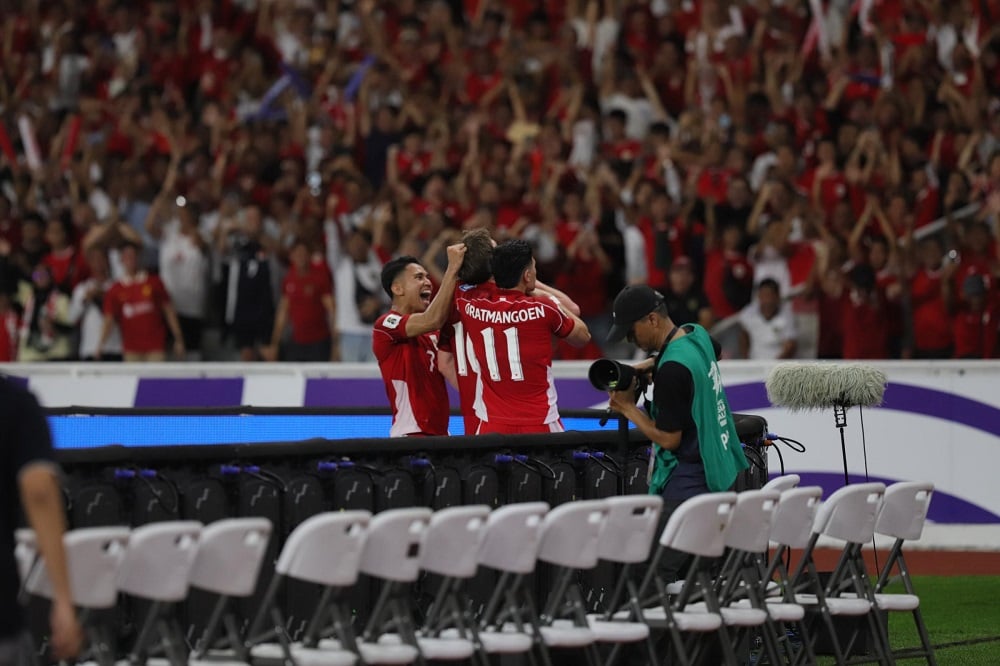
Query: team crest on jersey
[[383, 314, 402, 329]]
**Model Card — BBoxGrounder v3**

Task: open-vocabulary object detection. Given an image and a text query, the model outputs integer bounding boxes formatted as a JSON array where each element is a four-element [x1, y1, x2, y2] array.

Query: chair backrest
[[276, 511, 370, 586], [359, 508, 432, 582], [876, 481, 934, 541], [117, 521, 202, 602], [189, 518, 273, 597], [537, 500, 609, 569], [769, 486, 823, 549], [813, 482, 885, 544], [658, 492, 737, 558], [478, 502, 549, 574], [598, 495, 663, 564], [26, 527, 130, 609], [762, 474, 800, 493], [15, 528, 37, 584], [420, 505, 490, 578], [724, 490, 780, 554]]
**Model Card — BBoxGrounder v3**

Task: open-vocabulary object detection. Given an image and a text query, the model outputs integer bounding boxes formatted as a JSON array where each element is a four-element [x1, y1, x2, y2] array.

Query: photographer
[[605, 285, 748, 582]]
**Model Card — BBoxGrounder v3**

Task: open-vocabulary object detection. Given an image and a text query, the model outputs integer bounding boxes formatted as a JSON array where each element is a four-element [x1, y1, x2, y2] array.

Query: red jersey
[[0, 310, 17, 362], [456, 288, 575, 431], [373, 310, 450, 437], [282, 264, 332, 344], [42, 247, 88, 292], [841, 291, 889, 359], [910, 268, 952, 352], [953, 307, 998, 359], [103, 273, 170, 354], [703, 248, 753, 319], [440, 282, 499, 436]]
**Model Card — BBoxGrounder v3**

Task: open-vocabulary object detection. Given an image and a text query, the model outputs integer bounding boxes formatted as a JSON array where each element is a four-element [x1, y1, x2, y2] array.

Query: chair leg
[[192, 594, 228, 658], [519, 582, 554, 666], [128, 600, 161, 665], [301, 586, 334, 648], [223, 612, 249, 663], [157, 617, 184, 666], [911, 607, 937, 666]]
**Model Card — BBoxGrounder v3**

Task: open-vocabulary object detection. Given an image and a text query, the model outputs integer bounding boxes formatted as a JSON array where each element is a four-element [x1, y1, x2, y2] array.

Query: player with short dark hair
[[456, 239, 590, 434], [373, 243, 466, 437]]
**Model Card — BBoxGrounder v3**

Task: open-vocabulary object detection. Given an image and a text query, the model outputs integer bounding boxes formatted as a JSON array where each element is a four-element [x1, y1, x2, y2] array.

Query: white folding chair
[[187, 518, 273, 663], [534, 500, 608, 666], [625, 492, 739, 666], [863, 481, 937, 665], [760, 486, 824, 665], [762, 474, 801, 493], [25, 526, 130, 666], [356, 508, 439, 664], [593, 495, 663, 666], [789, 482, 892, 666], [116, 521, 203, 666], [705, 490, 786, 666], [475, 502, 550, 664], [246, 511, 367, 666], [416, 505, 490, 665]]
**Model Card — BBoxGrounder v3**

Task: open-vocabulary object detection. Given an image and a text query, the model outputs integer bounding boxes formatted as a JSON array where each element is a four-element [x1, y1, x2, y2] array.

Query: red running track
[[787, 549, 1000, 576]]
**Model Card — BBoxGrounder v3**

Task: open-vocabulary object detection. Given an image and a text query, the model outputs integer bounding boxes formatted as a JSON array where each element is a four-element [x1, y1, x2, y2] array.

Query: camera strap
[[663, 325, 680, 349]]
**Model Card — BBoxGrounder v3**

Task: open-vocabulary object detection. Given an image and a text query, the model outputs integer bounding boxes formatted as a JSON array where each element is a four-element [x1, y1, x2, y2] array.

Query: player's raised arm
[[535, 279, 582, 316], [561, 305, 592, 348], [404, 243, 467, 337]]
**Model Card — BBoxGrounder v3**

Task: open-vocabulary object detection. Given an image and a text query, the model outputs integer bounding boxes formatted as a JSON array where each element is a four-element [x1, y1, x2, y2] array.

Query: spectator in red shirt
[[41, 216, 88, 295], [267, 239, 337, 363], [97, 242, 185, 362], [0, 290, 19, 362], [953, 274, 999, 359], [906, 236, 956, 359], [841, 264, 890, 359]]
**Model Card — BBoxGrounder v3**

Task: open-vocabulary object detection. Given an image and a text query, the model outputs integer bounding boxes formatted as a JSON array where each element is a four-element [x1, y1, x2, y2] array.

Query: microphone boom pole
[[765, 363, 887, 487]]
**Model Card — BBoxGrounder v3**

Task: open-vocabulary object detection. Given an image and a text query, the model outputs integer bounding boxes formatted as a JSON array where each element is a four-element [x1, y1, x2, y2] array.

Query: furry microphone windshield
[[765, 363, 888, 411]]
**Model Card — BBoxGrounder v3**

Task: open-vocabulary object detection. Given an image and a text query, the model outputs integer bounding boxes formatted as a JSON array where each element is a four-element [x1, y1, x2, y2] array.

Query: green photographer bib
[[647, 325, 748, 496]]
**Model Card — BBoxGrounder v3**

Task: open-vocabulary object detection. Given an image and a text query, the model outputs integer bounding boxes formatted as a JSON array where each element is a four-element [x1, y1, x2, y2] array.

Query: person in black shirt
[[0, 377, 81, 662]]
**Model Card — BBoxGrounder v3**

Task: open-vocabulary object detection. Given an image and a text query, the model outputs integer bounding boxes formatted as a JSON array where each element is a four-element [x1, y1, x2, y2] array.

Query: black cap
[[607, 285, 664, 343]]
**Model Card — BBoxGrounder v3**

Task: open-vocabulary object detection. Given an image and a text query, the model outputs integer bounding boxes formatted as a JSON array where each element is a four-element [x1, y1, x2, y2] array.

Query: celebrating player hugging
[[375, 232, 591, 437]]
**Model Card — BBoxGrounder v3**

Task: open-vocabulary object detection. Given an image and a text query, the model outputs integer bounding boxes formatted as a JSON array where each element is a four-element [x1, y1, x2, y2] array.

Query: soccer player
[[456, 239, 590, 434], [437, 229, 497, 436], [373, 243, 466, 437]]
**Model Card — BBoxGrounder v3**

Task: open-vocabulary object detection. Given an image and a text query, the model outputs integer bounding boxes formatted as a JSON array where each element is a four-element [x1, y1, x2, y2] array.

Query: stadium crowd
[[1, 0, 999, 363]]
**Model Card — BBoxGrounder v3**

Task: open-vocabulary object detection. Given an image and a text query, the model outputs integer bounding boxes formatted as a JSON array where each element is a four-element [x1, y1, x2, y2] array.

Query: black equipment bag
[[423, 460, 463, 510], [327, 464, 375, 512], [236, 468, 285, 626], [460, 457, 501, 508], [542, 457, 577, 507], [578, 452, 621, 612], [623, 446, 651, 496], [733, 413, 768, 492], [281, 465, 329, 642], [374, 463, 418, 512], [171, 468, 236, 646], [501, 455, 544, 505], [129, 470, 181, 526], [65, 472, 125, 528]]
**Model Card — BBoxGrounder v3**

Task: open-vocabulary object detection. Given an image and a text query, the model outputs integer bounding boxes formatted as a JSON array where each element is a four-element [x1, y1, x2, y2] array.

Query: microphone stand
[[833, 404, 849, 486]]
